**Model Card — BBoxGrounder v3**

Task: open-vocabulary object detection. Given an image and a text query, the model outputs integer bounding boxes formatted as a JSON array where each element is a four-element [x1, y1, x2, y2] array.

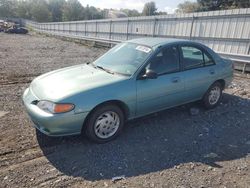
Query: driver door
[[136, 45, 186, 116]]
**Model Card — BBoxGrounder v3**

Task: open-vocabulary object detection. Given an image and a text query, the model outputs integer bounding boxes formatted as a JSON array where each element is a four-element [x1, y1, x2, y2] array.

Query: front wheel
[[203, 82, 222, 109], [85, 104, 125, 143]]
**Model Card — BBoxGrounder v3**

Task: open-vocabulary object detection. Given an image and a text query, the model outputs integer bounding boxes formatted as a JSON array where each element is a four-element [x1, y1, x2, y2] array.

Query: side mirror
[[141, 69, 158, 79]]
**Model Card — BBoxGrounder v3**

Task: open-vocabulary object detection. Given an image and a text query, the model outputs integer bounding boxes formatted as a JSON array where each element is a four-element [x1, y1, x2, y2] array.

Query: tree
[[120, 9, 140, 17], [155, 11, 168, 15], [16, 0, 32, 19], [84, 5, 103, 20], [176, 1, 200, 13], [48, 0, 65, 22], [62, 0, 84, 21], [235, 0, 250, 8], [0, 0, 17, 18], [197, 0, 222, 11], [30, 0, 51, 22], [197, 0, 250, 11], [142, 1, 157, 16]]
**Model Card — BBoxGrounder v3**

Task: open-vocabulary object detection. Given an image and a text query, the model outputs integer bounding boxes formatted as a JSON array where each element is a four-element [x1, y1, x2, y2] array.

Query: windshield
[[92, 42, 152, 76]]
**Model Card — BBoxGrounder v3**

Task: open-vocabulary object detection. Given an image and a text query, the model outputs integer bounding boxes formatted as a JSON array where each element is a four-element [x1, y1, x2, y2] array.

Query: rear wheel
[[85, 104, 124, 143], [203, 82, 222, 109]]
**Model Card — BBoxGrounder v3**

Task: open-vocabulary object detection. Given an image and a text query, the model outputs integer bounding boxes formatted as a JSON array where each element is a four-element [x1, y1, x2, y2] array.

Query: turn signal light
[[54, 104, 75, 113]]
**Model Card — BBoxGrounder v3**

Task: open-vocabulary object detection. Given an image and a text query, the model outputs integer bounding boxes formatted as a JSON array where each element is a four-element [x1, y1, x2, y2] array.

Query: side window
[[147, 46, 180, 75], [204, 53, 215, 66], [181, 46, 204, 69], [181, 46, 215, 69]]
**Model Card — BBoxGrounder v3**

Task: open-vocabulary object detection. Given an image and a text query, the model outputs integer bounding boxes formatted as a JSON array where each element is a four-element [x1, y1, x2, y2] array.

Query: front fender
[[63, 79, 137, 119]]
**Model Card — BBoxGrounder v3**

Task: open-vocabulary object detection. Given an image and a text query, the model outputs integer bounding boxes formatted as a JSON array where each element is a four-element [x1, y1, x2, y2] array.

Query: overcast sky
[[79, 0, 196, 14]]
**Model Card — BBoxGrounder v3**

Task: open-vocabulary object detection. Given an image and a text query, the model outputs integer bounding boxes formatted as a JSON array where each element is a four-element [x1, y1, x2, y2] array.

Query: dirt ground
[[0, 33, 249, 188]]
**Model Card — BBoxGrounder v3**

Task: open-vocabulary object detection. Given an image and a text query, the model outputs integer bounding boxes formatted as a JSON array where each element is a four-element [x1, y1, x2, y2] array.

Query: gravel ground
[[0, 33, 249, 188]]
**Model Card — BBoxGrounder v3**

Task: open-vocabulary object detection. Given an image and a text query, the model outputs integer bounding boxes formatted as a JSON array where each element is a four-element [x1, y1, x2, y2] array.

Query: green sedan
[[22, 38, 233, 143]]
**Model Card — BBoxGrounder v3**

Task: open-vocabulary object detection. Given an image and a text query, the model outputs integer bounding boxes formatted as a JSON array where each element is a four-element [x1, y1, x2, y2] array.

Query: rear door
[[179, 44, 217, 102]]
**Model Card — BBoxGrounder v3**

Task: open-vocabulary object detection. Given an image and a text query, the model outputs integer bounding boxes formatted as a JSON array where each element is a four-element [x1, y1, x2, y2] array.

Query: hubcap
[[208, 86, 221, 105], [94, 111, 120, 139]]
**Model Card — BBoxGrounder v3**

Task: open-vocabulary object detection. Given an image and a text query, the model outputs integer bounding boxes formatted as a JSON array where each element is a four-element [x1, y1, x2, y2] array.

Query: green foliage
[[62, 0, 84, 21], [176, 1, 200, 13], [84, 5, 103, 20], [142, 1, 157, 16], [155, 11, 168, 15], [0, 0, 169, 21], [3, 0, 248, 22], [120, 9, 140, 17], [197, 0, 249, 11], [16, 0, 31, 19], [48, 0, 65, 22], [177, 0, 250, 13], [0, 0, 17, 17], [30, 0, 52, 22]]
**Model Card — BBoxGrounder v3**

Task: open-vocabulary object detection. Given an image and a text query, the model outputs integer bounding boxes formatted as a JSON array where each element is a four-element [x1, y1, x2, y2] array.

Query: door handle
[[209, 69, 215, 75], [171, 77, 180, 83]]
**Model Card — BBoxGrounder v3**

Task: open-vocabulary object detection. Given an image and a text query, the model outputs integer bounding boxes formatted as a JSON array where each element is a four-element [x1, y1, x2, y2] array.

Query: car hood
[[30, 64, 127, 101]]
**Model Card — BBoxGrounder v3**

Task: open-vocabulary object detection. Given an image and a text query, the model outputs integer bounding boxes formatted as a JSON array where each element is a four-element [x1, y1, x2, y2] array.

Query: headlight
[[36, 100, 74, 114]]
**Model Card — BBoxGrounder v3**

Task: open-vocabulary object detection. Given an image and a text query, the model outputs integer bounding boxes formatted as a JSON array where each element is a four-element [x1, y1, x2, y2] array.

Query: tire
[[203, 82, 223, 109], [85, 104, 125, 143]]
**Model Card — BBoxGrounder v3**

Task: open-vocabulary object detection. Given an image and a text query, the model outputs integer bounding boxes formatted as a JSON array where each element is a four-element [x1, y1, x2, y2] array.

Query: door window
[[204, 53, 215, 66], [181, 46, 215, 69], [147, 46, 180, 75]]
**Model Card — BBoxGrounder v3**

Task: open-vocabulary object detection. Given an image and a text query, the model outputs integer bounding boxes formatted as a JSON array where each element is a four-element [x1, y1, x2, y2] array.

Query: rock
[[245, 140, 250, 145], [208, 166, 213, 170], [150, 183, 155, 187], [174, 165, 180, 169], [204, 152, 218, 158], [0, 111, 9, 118], [239, 90, 247, 96], [112, 175, 126, 182], [104, 182, 108, 187], [190, 163, 195, 169], [190, 108, 200, 116], [203, 127, 209, 132], [228, 144, 238, 148]]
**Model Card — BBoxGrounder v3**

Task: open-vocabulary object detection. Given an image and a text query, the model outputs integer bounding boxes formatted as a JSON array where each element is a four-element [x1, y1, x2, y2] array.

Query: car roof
[[127, 37, 190, 48]]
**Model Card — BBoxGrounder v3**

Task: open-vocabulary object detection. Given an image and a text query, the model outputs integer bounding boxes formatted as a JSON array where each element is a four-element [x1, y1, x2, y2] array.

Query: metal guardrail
[[24, 8, 250, 72], [36, 29, 250, 73], [217, 52, 250, 63]]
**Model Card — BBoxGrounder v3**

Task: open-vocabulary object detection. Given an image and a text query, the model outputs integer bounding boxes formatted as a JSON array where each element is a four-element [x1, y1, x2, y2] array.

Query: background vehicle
[[0, 20, 4, 32], [4, 24, 28, 34]]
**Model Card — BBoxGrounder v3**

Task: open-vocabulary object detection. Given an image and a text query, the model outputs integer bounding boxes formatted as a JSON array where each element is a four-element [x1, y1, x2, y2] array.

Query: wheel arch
[[202, 79, 225, 100], [81, 100, 130, 133], [215, 79, 226, 89]]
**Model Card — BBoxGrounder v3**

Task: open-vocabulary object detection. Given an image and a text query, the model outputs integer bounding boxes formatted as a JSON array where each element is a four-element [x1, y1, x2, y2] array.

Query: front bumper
[[22, 88, 88, 136]]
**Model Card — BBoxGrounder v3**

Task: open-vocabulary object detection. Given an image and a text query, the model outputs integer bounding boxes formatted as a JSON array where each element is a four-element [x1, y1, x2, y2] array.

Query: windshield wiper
[[96, 65, 115, 75]]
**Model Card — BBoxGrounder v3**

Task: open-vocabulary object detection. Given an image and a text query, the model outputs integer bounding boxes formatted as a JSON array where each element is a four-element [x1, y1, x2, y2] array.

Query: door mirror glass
[[141, 69, 158, 79]]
